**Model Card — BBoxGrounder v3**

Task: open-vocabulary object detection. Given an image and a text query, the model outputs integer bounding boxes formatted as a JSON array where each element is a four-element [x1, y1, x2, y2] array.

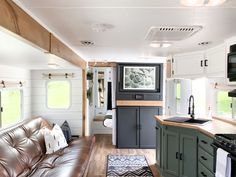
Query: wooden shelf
[[116, 100, 163, 107]]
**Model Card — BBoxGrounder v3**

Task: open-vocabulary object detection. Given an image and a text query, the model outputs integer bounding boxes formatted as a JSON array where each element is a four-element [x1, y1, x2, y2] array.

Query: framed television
[[117, 63, 161, 93]]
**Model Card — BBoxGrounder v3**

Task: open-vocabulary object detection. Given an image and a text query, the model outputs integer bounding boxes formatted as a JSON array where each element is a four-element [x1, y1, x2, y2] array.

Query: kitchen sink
[[184, 119, 210, 124], [164, 117, 210, 125]]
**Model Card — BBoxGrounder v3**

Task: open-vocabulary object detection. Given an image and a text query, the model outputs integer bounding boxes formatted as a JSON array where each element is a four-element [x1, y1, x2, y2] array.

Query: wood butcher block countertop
[[155, 115, 236, 138]]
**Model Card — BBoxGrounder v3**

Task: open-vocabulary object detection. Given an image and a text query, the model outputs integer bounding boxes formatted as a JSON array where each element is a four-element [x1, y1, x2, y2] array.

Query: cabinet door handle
[[176, 152, 179, 159], [201, 140, 207, 144], [200, 60, 203, 67], [155, 127, 159, 130], [204, 59, 208, 67], [201, 156, 207, 161], [201, 172, 207, 177], [180, 153, 183, 160]]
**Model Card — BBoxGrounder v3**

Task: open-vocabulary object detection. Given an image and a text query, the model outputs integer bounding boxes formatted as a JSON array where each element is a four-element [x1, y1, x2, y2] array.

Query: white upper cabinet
[[205, 44, 226, 77], [173, 51, 205, 78], [172, 44, 226, 78]]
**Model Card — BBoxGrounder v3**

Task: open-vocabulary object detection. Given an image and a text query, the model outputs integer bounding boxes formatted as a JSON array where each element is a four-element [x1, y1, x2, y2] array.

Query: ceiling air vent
[[145, 26, 203, 42], [80, 40, 94, 46]]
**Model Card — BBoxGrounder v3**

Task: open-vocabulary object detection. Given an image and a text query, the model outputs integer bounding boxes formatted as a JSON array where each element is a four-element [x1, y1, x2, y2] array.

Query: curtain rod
[[42, 73, 74, 79], [1, 80, 24, 88]]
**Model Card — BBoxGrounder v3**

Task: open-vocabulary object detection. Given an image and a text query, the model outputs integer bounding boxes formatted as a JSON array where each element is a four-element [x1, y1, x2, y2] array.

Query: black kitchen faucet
[[188, 95, 195, 119]]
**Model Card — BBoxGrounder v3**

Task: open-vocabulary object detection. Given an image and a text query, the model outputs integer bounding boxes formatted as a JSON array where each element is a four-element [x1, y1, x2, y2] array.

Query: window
[[1, 89, 22, 127], [47, 81, 71, 109], [176, 81, 181, 113], [216, 91, 232, 118]]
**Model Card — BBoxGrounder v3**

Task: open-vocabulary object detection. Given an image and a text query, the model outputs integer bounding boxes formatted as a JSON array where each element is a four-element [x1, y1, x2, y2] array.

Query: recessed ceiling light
[[48, 63, 60, 69], [149, 42, 161, 48], [180, 0, 227, 6], [162, 43, 172, 48], [149, 42, 172, 48]]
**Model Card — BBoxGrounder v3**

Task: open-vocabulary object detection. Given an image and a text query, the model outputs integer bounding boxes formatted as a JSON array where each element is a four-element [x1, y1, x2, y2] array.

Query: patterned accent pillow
[[61, 120, 72, 143], [43, 124, 68, 154]]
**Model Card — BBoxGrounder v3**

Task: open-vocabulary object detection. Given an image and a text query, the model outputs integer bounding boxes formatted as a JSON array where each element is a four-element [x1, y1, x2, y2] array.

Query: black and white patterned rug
[[106, 155, 154, 177]]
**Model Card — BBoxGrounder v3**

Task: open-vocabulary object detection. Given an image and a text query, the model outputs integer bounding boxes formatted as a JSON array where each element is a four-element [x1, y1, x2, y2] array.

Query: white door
[[206, 44, 226, 77], [173, 52, 205, 77]]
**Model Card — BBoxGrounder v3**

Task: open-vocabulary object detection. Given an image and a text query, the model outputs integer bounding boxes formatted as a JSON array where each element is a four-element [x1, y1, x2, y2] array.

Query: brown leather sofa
[[0, 117, 95, 177]]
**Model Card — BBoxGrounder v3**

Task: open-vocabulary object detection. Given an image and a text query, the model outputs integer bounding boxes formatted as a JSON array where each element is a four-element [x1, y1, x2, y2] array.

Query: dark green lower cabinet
[[163, 127, 179, 177], [156, 121, 163, 172], [157, 125, 197, 177], [179, 131, 197, 177]]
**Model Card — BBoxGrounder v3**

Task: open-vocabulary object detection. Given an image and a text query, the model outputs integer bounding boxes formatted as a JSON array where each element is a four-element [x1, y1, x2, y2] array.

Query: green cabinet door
[[179, 132, 197, 177], [163, 127, 179, 177], [156, 122, 162, 171]]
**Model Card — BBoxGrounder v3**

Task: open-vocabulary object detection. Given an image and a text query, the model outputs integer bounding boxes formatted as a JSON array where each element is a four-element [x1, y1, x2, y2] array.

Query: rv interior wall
[[31, 69, 83, 135], [0, 64, 31, 119]]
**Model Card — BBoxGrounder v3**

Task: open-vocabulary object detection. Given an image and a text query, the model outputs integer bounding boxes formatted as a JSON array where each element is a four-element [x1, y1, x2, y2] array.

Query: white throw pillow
[[43, 124, 68, 154]]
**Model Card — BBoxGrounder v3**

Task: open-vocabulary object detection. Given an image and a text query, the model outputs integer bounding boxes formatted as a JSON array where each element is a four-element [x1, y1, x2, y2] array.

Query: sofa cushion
[[43, 124, 68, 154], [61, 120, 72, 143], [0, 117, 51, 177], [28, 136, 95, 177]]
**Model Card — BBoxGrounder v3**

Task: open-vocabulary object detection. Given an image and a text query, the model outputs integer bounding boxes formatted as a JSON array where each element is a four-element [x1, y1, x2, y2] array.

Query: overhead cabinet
[[117, 106, 160, 148], [172, 44, 226, 78]]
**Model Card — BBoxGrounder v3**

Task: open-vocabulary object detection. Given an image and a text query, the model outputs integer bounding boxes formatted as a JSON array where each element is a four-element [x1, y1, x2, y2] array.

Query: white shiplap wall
[[0, 64, 31, 120], [31, 69, 83, 135]]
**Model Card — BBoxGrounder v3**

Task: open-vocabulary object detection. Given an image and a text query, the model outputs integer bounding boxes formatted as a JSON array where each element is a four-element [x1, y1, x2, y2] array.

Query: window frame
[[175, 80, 181, 114], [215, 90, 233, 119], [46, 80, 72, 110], [0, 88, 23, 128]]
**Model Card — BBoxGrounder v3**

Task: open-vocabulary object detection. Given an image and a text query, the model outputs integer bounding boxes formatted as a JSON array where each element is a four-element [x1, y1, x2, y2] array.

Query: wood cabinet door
[[163, 128, 179, 177], [139, 107, 158, 148], [179, 131, 197, 177], [117, 107, 139, 148]]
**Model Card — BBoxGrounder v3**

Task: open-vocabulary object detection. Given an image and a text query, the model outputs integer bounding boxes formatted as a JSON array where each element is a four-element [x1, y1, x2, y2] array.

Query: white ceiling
[[9, 0, 236, 63], [0, 29, 78, 70]]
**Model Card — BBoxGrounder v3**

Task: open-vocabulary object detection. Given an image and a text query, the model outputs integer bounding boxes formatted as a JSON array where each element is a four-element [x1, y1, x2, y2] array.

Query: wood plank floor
[[86, 134, 160, 177]]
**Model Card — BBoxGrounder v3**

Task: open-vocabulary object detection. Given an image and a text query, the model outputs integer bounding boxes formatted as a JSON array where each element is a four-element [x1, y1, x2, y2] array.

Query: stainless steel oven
[[211, 134, 236, 177]]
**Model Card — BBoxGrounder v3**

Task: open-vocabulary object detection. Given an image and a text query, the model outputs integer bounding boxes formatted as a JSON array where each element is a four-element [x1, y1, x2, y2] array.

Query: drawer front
[[198, 147, 214, 173], [198, 162, 214, 177], [198, 133, 214, 155]]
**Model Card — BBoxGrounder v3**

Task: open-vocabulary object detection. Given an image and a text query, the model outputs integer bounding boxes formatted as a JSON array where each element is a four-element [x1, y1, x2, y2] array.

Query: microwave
[[227, 44, 236, 81]]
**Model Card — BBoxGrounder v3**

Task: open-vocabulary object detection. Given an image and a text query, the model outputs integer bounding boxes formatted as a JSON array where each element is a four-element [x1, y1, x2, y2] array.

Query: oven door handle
[[229, 154, 236, 162], [211, 143, 218, 149]]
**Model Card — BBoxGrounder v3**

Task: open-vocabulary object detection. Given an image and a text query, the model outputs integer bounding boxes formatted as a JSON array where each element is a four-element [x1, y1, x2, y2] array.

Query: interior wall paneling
[[0, 65, 31, 120], [31, 69, 83, 136]]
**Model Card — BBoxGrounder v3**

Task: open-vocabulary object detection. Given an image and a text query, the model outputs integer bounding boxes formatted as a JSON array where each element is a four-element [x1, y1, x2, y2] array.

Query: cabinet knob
[[176, 152, 179, 159]]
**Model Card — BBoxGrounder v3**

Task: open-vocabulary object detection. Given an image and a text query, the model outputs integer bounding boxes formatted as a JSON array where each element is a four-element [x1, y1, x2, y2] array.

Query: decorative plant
[[87, 71, 93, 80], [87, 87, 93, 105]]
